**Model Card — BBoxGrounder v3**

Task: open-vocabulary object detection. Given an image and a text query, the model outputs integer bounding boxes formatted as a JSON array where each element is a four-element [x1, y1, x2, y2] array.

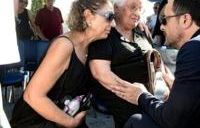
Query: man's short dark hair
[[173, 0, 200, 26]]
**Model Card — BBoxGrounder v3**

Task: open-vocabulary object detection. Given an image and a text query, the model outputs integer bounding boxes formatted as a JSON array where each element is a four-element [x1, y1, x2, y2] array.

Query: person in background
[[146, 1, 160, 34], [16, 0, 36, 40], [146, 1, 163, 47], [35, 0, 63, 41], [87, 0, 153, 127], [112, 0, 200, 127], [16, 0, 38, 67], [10, 0, 114, 127], [152, 0, 167, 46]]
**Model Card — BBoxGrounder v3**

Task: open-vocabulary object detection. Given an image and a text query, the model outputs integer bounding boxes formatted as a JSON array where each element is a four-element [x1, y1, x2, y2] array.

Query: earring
[[82, 21, 88, 29], [87, 22, 91, 27]]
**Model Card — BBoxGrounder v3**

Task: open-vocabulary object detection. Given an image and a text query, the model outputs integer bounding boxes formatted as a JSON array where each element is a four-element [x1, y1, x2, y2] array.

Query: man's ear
[[182, 13, 193, 29], [114, 4, 122, 20], [83, 9, 94, 25]]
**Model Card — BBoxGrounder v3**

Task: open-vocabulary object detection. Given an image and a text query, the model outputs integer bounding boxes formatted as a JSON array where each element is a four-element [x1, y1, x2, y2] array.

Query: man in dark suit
[[111, 0, 200, 128]]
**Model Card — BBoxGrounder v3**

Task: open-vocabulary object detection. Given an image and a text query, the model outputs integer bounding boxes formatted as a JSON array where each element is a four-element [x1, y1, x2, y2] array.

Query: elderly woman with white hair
[[88, 0, 152, 127]]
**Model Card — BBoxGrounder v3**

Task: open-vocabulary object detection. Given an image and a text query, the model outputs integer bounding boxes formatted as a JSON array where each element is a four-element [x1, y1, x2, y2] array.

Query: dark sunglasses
[[96, 11, 115, 22], [159, 13, 185, 25], [20, 0, 28, 4], [153, 6, 159, 9]]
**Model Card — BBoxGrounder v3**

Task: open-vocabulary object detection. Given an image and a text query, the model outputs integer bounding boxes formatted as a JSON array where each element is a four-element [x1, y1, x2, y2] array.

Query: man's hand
[[111, 81, 148, 105], [162, 66, 175, 90]]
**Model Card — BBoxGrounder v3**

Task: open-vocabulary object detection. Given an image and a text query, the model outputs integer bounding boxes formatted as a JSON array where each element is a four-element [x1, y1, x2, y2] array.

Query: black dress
[[88, 27, 151, 128], [10, 36, 89, 128]]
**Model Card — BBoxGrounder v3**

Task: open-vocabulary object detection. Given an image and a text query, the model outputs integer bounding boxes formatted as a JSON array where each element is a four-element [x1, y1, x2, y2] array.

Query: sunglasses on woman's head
[[96, 11, 115, 22]]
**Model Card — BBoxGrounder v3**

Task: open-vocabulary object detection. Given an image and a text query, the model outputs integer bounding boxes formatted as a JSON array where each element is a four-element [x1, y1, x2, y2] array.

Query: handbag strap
[[146, 49, 162, 94]]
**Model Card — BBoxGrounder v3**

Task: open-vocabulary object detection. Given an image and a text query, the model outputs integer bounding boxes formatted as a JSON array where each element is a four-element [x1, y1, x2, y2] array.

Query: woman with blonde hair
[[10, 0, 114, 127]]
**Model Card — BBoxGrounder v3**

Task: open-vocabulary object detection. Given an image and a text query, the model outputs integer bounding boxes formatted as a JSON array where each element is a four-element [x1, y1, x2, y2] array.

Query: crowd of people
[[16, 0, 63, 41], [9, 0, 200, 128]]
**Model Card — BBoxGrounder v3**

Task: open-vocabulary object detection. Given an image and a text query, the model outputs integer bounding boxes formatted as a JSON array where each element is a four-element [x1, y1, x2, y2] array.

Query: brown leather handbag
[[146, 49, 169, 100]]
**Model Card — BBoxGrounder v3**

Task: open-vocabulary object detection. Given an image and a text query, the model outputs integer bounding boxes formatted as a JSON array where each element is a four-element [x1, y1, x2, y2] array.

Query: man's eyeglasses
[[20, 0, 28, 4], [96, 11, 115, 22], [153, 6, 159, 10], [159, 13, 185, 25]]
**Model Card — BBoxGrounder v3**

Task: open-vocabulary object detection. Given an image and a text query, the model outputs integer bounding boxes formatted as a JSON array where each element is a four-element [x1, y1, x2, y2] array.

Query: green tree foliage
[[31, 0, 44, 15]]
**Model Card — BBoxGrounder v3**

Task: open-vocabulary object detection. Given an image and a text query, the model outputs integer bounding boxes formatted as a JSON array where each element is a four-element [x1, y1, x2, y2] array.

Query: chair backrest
[[36, 40, 49, 64], [18, 40, 37, 71], [18, 40, 50, 71]]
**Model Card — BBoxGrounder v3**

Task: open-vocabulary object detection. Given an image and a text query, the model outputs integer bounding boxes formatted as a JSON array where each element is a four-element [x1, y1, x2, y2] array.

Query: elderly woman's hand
[[138, 22, 151, 38]]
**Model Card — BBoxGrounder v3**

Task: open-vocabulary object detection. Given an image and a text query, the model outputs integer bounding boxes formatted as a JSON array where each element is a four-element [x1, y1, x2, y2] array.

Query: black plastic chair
[[35, 40, 49, 64], [22, 40, 49, 72], [17, 40, 49, 90], [1, 63, 28, 103]]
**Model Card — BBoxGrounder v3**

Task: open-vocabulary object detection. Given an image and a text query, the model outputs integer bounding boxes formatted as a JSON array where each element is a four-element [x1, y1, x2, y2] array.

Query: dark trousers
[[123, 114, 161, 128], [11, 120, 88, 128]]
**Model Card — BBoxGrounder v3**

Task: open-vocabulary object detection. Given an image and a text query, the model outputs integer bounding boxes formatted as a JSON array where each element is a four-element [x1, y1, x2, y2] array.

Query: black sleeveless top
[[10, 36, 89, 127], [48, 48, 89, 101], [88, 27, 150, 128], [16, 9, 34, 39]]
